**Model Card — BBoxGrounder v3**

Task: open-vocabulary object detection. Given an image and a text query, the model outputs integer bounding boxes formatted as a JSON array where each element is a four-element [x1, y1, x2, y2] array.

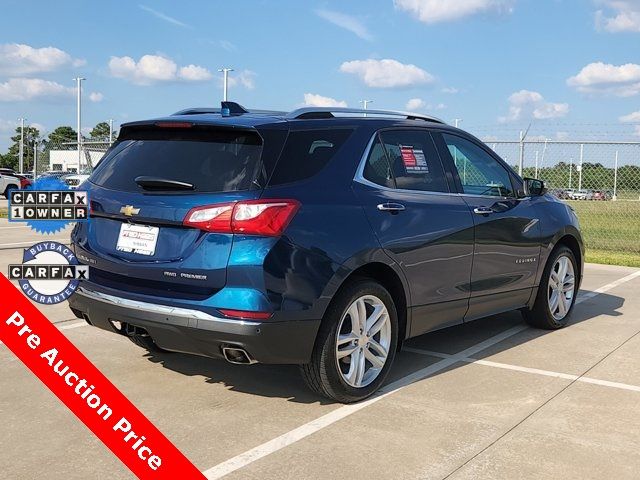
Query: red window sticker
[[400, 145, 429, 174]]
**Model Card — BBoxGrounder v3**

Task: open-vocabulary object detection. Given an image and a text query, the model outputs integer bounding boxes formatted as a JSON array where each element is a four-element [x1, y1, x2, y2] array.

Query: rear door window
[[90, 127, 263, 193], [377, 130, 449, 193], [268, 129, 353, 186]]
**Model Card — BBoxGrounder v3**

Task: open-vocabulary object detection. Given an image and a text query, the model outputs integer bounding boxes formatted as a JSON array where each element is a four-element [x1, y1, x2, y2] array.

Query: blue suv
[[69, 103, 583, 402]]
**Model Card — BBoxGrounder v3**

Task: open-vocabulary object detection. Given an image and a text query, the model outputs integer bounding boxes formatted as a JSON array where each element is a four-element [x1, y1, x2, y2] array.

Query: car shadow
[[140, 289, 625, 404]]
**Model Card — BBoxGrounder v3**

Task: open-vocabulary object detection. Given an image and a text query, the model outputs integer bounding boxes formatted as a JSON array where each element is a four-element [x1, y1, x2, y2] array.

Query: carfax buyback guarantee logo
[[8, 241, 89, 304]]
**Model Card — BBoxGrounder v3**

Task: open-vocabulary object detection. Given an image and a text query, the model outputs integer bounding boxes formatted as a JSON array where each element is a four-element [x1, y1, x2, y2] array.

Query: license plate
[[116, 223, 159, 256]]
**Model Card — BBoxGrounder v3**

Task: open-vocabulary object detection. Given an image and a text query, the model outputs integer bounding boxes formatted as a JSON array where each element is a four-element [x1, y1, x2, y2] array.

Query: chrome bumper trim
[[75, 287, 261, 326]]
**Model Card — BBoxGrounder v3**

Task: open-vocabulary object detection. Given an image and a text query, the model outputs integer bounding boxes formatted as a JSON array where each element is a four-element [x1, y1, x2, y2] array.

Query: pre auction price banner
[[0, 274, 206, 480]]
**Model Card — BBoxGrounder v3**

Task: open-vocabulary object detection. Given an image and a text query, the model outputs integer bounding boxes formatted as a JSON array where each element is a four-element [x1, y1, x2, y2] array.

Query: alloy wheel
[[548, 255, 576, 321], [335, 295, 391, 388]]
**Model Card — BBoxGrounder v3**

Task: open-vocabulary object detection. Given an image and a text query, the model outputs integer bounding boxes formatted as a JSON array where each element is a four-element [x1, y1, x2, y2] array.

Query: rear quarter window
[[267, 129, 353, 186]]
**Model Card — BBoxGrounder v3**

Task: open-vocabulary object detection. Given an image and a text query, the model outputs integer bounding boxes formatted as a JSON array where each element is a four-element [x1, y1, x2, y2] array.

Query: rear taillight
[[183, 199, 300, 236]]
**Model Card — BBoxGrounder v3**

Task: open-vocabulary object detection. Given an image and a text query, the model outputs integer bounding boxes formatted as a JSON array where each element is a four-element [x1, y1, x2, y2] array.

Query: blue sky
[[0, 0, 639, 149]]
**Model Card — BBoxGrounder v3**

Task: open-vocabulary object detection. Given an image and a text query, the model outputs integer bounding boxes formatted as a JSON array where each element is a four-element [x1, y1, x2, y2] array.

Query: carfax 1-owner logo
[[8, 241, 89, 304], [8, 176, 89, 234]]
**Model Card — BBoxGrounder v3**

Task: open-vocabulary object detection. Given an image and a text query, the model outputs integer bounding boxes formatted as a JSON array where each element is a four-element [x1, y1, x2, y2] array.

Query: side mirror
[[523, 177, 546, 196]]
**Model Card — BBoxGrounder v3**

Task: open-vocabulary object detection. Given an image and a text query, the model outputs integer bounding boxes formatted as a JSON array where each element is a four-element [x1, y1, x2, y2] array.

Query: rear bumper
[[68, 287, 321, 364]]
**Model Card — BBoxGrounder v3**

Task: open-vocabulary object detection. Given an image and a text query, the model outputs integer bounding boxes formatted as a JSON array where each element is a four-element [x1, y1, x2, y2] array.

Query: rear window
[[90, 127, 264, 193], [268, 129, 353, 186]]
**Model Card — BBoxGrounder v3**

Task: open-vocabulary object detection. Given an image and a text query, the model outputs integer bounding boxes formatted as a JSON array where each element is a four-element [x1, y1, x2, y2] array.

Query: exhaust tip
[[222, 346, 257, 365]]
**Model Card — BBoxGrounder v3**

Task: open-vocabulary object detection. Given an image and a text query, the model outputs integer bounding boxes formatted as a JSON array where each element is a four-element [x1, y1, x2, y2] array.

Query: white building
[[49, 149, 106, 173]]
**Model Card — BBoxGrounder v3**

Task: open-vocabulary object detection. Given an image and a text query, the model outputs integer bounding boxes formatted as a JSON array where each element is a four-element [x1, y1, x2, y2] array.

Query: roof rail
[[286, 107, 446, 124]]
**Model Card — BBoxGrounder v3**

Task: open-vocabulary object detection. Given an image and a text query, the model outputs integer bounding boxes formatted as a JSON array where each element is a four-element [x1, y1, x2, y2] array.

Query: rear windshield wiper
[[134, 176, 195, 191]]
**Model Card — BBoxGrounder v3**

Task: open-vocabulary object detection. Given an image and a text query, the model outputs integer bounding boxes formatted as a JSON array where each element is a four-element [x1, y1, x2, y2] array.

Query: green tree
[[4, 125, 41, 172], [89, 122, 115, 140], [46, 126, 78, 149]]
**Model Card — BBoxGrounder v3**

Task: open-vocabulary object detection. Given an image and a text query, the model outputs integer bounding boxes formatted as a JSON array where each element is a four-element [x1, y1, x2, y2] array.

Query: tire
[[523, 245, 578, 330], [127, 333, 169, 353], [3, 184, 17, 199], [300, 278, 399, 403]]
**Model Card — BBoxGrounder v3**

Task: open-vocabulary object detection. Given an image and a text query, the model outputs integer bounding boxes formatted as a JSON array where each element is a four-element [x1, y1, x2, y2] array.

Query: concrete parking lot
[[1, 219, 640, 479]]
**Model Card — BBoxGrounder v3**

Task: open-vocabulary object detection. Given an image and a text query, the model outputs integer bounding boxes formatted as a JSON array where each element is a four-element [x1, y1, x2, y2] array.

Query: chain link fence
[[33, 140, 111, 182], [19, 135, 640, 266], [485, 139, 640, 265]]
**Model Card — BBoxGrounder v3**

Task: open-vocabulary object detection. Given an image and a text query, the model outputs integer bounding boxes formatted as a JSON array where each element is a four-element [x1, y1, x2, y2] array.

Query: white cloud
[[179, 64, 213, 81], [393, 0, 515, 24], [89, 91, 104, 102], [533, 102, 570, 119], [0, 78, 76, 102], [405, 98, 446, 111], [620, 110, 640, 122], [406, 98, 427, 111], [315, 9, 373, 41], [226, 70, 256, 90], [499, 89, 569, 122], [303, 93, 347, 107], [0, 43, 85, 76], [567, 62, 640, 97], [139, 5, 191, 28], [108, 54, 212, 85], [340, 58, 435, 88], [595, 1, 640, 32], [441, 86, 459, 94]]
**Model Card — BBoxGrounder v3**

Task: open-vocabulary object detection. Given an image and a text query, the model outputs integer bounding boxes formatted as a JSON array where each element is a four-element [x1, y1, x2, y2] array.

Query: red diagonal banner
[[0, 274, 206, 480]]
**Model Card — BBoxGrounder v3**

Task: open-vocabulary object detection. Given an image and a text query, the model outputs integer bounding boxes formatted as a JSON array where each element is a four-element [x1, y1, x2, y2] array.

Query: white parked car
[[64, 173, 90, 189], [0, 172, 21, 198]]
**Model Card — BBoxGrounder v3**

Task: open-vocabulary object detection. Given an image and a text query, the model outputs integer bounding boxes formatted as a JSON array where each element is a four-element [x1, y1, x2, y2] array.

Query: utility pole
[[218, 68, 233, 101], [613, 150, 619, 201], [454, 118, 462, 128], [518, 130, 525, 176], [108, 119, 114, 145], [18, 117, 25, 174], [33, 139, 38, 180], [359, 100, 372, 117], [578, 143, 584, 191], [73, 77, 85, 172]]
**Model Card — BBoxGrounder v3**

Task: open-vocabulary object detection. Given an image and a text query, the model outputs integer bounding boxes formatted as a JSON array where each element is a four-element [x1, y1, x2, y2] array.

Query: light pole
[[578, 143, 584, 191], [218, 68, 233, 101], [359, 100, 372, 117], [73, 77, 85, 172], [18, 117, 25, 174], [613, 150, 619, 201], [454, 118, 462, 128]]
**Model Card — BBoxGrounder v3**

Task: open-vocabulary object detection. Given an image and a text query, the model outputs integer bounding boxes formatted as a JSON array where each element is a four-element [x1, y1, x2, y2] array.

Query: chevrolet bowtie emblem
[[120, 205, 140, 217]]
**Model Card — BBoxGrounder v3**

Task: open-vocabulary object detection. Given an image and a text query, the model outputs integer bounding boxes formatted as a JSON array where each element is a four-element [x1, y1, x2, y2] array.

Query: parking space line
[[0, 240, 70, 249], [58, 321, 87, 331], [576, 270, 640, 304], [202, 269, 640, 479], [201, 325, 528, 479], [0, 320, 87, 347], [404, 347, 640, 393]]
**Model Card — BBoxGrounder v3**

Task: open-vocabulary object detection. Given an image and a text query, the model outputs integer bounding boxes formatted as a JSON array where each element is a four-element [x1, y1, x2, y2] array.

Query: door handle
[[473, 206, 494, 215], [377, 203, 405, 212]]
